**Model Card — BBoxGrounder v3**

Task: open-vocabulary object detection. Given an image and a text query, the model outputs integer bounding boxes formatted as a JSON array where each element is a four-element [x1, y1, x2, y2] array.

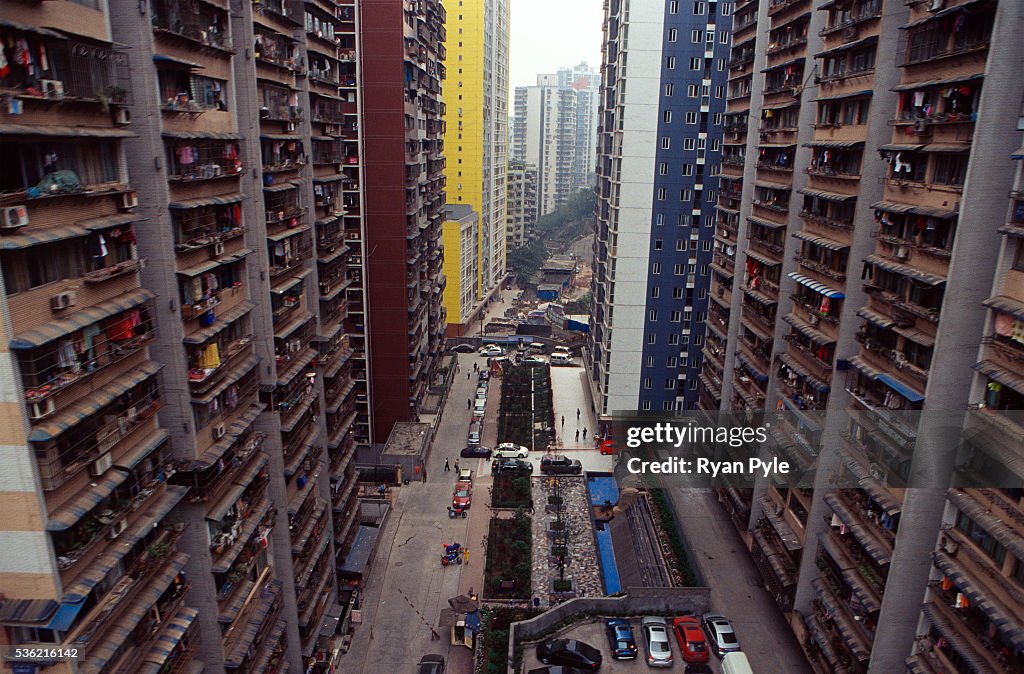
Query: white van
[[553, 346, 571, 355], [550, 353, 573, 366], [721, 652, 753, 674]]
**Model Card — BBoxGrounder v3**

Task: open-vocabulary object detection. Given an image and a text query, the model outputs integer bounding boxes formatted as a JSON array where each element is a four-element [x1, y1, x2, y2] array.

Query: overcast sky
[[509, 0, 604, 97]]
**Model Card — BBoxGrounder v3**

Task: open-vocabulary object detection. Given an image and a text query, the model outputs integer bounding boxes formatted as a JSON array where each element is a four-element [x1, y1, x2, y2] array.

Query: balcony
[[152, 0, 234, 53]]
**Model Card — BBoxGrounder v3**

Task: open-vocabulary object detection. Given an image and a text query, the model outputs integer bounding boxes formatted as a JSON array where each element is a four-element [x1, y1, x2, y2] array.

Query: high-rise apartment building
[[442, 204, 479, 328], [512, 63, 600, 217], [588, 0, 731, 416], [701, 0, 1024, 671], [506, 160, 539, 248], [0, 0, 442, 671], [441, 0, 509, 332]]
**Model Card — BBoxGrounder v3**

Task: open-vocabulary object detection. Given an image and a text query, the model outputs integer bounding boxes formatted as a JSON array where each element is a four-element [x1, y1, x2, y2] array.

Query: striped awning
[[835, 446, 901, 516], [751, 527, 797, 587], [998, 223, 1024, 238], [62, 486, 188, 602], [313, 174, 347, 183], [742, 286, 777, 307], [271, 268, 312, 294], [811, 579, 872, 661], [263, 180, 301, 193], [949, 490, 1024, 561], [206, 457, 269, 523], [280, 390, 316, 433], [778, 352, 830, 393], [811, 89, 873, 102], [1011, 147, 1024, 160], [824, 493, 892, 565], [877, 373, 925, 403], [80, 213, 142, 231], [974, 360, 1024, 396], [46, 469, 129, 532], [755, 143, 797, 149], [169, 193, 243, 210], [177, 248, 253, 277], [139, 607, 199, 671], [80, 553, 189, 665], [190, 354, 259, 405], [892, 324, 935, 347], [114, 428, 170, 471], [745, 247, 782, 267], [933, 550, 1024, 654], [223, 580, 282, 667], [803, 139, 864, 149], [864, 254, 946, 286], [211, 495, 271, 574], [10, 289, 155, 350], [761, 55, 805, 74], [0, 123, 135, 138], [183, 301, 256, 345], [856, 306, 895, 329], [782, 312, 835, 345], [260, 133, 301, 141], [0, 598, 59, 627], [788, 272, 845, 298], [870, 200, 958, 220], [311, 135, 336, 142], [162, 130, 242, 140], [815, 35, 879, 59], [920, 602, 998, 674], [28, 362, 163, 442], [275, 311, 313, 341], [195, 403, 266, 468], [983, 295, 1024, 321], [277, 348, 316, 387], [285, 426, 321, 476], [754, 179, 791, 192], [901, 0, 985, 29], [848, 354, 883, 380], [267, 224, 311, 242], [878, 143, 924, 153], [921, 144, 970, 153], [0, 224, 90, 250], [793, 230, 848, 251], [798, 187, 855, 203], [732, 381, 758, 408], [735, 352, 769, 383], [747, 215, 787, 229]]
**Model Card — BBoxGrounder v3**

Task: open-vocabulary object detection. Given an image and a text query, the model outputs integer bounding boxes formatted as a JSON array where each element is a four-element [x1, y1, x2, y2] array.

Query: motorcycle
[[441, 543, 464, 566]]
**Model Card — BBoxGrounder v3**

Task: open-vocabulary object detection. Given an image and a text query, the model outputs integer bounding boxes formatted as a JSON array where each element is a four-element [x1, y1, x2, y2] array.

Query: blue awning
[[788, 272, 845, 298], [465, 610, 482, 633], [876, 373, 925, 403], [44, 599, 87, 631]]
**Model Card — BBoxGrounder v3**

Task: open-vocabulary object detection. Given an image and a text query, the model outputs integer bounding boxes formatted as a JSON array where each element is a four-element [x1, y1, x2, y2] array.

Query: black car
[[536, 639, 603, 670], [450, 344, 474, 353], [492, 458, 533, 473], [417, 654, 445, 674], [684, 665, 713, 674], [478, 370, 490, 381], [460, 446, 492, 459], [528, 668, 584, 674], [540, 454, 583, 475]]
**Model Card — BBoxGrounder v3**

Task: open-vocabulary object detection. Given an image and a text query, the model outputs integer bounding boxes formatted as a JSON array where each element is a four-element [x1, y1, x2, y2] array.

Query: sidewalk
[[550, 366, 599, 450]]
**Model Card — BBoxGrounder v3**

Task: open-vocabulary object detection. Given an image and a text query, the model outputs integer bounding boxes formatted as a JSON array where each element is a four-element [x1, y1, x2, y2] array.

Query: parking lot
[[520, 617, 728, 673]]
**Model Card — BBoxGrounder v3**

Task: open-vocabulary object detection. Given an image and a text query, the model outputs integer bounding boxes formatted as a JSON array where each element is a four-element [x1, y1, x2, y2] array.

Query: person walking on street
[[561, 415, 565, 427], [444, 457, 450, 471], [454, 460, 460, 472], [575, 429, 580, 442], [582, 428, 587, 440], [467, 398, 472, 410], [576, 407, 580, 420]]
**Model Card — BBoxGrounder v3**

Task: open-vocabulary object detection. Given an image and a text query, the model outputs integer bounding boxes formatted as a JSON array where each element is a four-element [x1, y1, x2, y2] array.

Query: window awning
[[277, 348, 316, 387], [762, 101, 800, 112], [46, 468, 129, 532], [920, 144, 970, 153], [811, 89, 873, 102], [793, 230, 848, 251], [260, 133, 301, 141], [735, 352, 769, 383], [890, 72, 984, 92], [0, 123, 135, 138], [113, 428, 170, 471], [932, 550, 1024, 654], [28, 362, 164, 442], [0, 18, 67, 39], [878, 143, 925, 153], [271, 268, 312, 294], [921, 601, 998, 673], [747, 215, 787, 229], [835, 446, 902, 517], [740, 315, 772, 342], [778, 352, 830, 393], [742, 286, 777, 307], [871, 200, 957, 220], [949, 490, 1024, 561], [195, 403, 265, 468], [79, 213, 141, 231], [152, 54, 204, 69], [267, 224, 311, 241], [788, 272, 845, 298], [848, 354, 883, 380], [61, 485, 188, 602], [275, 311, 313, 341], [311, 135, 335, 142], [876, 373, 925, 403], [313, 174, 347, 183], [10, 288, 155, 350], [798, 187, 855, 202], [901, 0, 986, 29], [0, 224, 89, 250], [782, 312, 835, 345], [169, 193, 243, 210], [190, 354, 259, 405], [892, 324, 935, 347], [754, 180, 792, 191], [864, 254, 946, 286], [803, 139, 864, 149], [856, 306, 895, 329], [0, 598, 59, 627], [206, 454, 269, 522], [983, 295, 1024, 321], [1012, 147, 1024, 160], [139, 607, 199, 669], [811, 579, 872, 662], [815, 35, 879, 59], [183, 301, 256, 345], [823, 493, 892, 565], [745, 247, 782, 267], [761, 56, 805, 74], [263, 180, 301, 193], [176, 248, 253, 276], [162, 130, 242, 140], [973, 359, 1024, 396]]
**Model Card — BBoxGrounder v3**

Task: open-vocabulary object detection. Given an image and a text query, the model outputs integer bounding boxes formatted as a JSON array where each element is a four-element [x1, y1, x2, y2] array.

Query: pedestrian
[[463, 548, 469, 565], [467, 398, 472, 410], [576, 407, 580, 420], [582, 427, 587, 439], [444, 457, 450, 471], [467, 372, 471, 380], [575, 429, 580, 442], [561, 415, 565, 427]]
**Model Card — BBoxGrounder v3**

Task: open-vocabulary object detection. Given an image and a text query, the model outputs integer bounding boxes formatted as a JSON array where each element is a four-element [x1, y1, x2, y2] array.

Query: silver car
[[701, 613, 741, 658], [641, 616, 673, 668]]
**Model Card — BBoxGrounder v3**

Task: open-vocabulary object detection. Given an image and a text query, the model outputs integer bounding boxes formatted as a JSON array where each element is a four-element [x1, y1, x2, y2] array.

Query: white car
[[493, 443, 529, 459], [522, 355, 546, 365], [480, 345, 504, 357]]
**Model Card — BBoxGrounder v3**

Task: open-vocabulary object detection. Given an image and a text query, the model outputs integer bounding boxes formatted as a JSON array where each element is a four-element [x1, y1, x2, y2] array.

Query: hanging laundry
[[1011, 319, 1024, 345]]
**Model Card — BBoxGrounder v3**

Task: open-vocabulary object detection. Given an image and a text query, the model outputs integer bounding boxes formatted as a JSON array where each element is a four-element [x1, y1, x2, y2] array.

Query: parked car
[[480, 345, 504, 356], [476, 387, 488, 399], [450, 344, 473, 353], [701, 614, 740, 658], [528, 668, 584, 674], [417, 655, 446, 674], [492, 458, 533, 473], [540, 454, 583, 475], [467, 422, 481, 446], [478, 370, 490, 381], [721, 652, 753, 674], [493, 443, 529, 459], [672, 616, 709, 663], [536, 639, 602, 670], [606, 619, 638, 660], [460, 446, 492, 459], [457, 468, 473, 483], [522, 355, 546, 365], [642, 616, 673, 668], [550, 353, 574, 366], [451, 484, 472, 511], [683, 665, 713, 674]]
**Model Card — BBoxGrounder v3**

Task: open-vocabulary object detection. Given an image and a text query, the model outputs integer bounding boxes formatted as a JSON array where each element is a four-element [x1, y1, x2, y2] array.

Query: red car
[[452, 484, 472, 513], [672, 616, 709, 663]]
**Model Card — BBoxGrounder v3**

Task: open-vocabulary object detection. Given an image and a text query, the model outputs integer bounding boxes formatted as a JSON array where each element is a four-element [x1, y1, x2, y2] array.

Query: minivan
[[550, 353, 573, 366], [553, 346, 571, 355], [721, 652, 753, 674], [467, 422, 482, 446]]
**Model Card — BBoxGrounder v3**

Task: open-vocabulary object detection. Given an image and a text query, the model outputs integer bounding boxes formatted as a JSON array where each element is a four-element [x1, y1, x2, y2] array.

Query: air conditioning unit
[[108, 518, 128, 539], [113, 107, 131, 126], [213, 423, 227, 439], [212, 241, 225, 257], [807, 313, 820, 327], [41, 80, 64, 99], [895, 246, 910, 260], [29, 398, 56, 420], [90, 452, 114, 477], [50, 291, 77, 312], [1, 205, 29, 229], [118, 191, 139, 211]]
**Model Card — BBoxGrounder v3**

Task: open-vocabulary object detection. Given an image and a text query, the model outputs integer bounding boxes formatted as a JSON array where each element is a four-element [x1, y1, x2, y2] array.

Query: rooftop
[[381, 422, 432, 456]]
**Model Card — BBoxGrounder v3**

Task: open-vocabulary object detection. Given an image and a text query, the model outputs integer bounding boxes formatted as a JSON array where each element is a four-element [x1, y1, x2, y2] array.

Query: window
[[669, 28, 678, 42], [673, 287, 684, 299], [1014, 242, 1024, 271], [690, 357, 699, 367], [684, 310, 692, 321], [654, 239, 664, 250], [717, 58, 727, 71], [695, 335, 704, 346], [655, 212, 665, 225], [722, 2, 733, 15], [713, 112, 723, 125], [646, 356, 654, 367], [668, 334, 679, 345], [689, 379, 698, 390], [678, 214, 690, 226], [667, 356, 678, 367], [651, 286, 660, 298], [684, 138, 696, 150], [702, 240, 713, 251], [663, 401, 674, 411], [681, 189, 693, 201], [711, 139, 720, 151], [690, 57, 702, 71], [932, 153, 968, 186], [715, 85, 725, 98], [0, 139, 121, 195], [665, 83, 674, 96], [720, 31, 730, 43], [671, 310, 682, 322], [694, 1, 706, 14], [661, 136, 671, 149], [670, 0, 679, 13], [674, 263, 685, 275], [691, 29, 702, 43], [682, 164, 693, 176], [686, 112, 698, 124], [642, 400, 652, 411], [663, 110, 673, 123], [649, 310, 658, 321], [652, 262, 662, 274], [676, 240, 686, 251], [644, 378, 652, 390], [659, 163, 669, 175], [706, 31, 715, 43], [667, 56, 677, 70], [648, 333, 657, 344], [657, 187, 667, 201], [687, 84, 698, 97], [666, 379, 677, 390]]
